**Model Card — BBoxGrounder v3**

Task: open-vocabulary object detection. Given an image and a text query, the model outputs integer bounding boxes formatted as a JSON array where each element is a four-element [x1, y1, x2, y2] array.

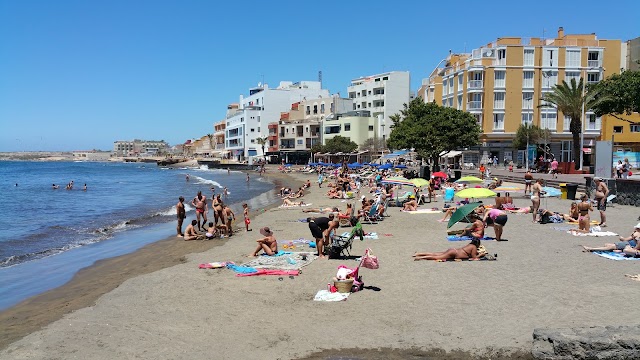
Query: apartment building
[[223, 81, 329, 160], [322, 110, 381, 147], [347, 71, 410, 139], [113, 139, 169, 156], [213, 119, 226, 153], [422, 28, 632, 169]]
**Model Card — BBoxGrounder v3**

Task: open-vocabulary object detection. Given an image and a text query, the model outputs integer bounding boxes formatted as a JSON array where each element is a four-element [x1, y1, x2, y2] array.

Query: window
[[565, 71, 581, 85], [457, 95, 463, 110], [563, 116, 571, 132], [565, 49, 581, 67], [494, 71, 506, 88], [368, 125, 374, 131], [297, 139, 303, 145], [449, 78, 454, 93], [522, 112, 533, 125], [382, 76, 388, 80], [250, 128, 255, 132], [631, 125, 640, 132], [497, 49, 506, 65], [493, 92, 505, 109], [320, 103, 325, 114], [257, 127, 260, 132], [541, 112, 557, 131], [344, 123, 351, 131], [588, 51, 601, 67], [561, 141, 572, 162], [586, 113, 601, 130], [313, 105, 318, 114], [493, 113, 505, 130], [330, 102, 334, 113], [458, 74, 463, 90], [250, 139, 255, 143], [543, 71, 558, 88], [523, 49, 534, 66], [523, 71, 534, 88], [587, 72, 600, 84], [543, 48, 558, 67], [613, 126, 623, 133], [522, 92, 533, 109], [306, 106, 310, 115]]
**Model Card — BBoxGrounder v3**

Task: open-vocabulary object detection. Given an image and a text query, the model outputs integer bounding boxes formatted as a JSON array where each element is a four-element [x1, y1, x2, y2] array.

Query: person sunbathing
[[402, 196, 418, 211], [303, 207, 338, 213], [413, 238, 486, 261], [438, 206, 458, 222], [561, 202, 579, 222], [582, 223, 640, 253], [339, 203, 353, 218], [328, 189, 343, 199], [250, 227, 278, 256], [576, 195, 594, 233], [282, 198, 305, 206]]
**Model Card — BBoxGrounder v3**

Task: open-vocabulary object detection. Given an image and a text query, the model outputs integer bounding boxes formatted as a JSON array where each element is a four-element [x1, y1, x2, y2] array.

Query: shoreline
[[0, 168, 299, 349]]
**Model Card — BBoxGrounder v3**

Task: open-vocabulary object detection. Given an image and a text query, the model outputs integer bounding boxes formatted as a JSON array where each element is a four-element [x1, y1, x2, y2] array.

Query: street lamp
[[381, 118, 386, 153]]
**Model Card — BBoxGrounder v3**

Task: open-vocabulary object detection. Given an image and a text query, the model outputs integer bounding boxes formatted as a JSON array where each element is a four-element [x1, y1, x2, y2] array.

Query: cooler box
[[559, 183, 567, 199]]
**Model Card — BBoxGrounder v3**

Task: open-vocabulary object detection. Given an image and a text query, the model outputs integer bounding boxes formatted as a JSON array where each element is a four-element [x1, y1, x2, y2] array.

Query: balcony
[[587, 60, 601, 68], [467, 80, 483, 90], [467, 101, 483, 110]]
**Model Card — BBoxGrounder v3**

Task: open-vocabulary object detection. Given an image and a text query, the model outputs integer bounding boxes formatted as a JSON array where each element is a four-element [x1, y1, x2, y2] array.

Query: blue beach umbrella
[[394, 164, 407, 169]]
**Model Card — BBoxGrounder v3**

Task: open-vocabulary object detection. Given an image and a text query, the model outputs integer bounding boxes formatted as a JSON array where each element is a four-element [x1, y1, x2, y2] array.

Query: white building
[[347, 71, 410, 140], [224, 81, 329, 160]]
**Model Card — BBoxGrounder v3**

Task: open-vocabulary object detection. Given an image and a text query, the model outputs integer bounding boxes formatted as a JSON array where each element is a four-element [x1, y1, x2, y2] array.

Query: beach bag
[[361, 248, 379, 269]]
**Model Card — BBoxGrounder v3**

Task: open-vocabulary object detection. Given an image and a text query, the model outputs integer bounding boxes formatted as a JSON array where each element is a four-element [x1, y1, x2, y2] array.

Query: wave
[[191, 175, 222, 188], [153, 203, 194, 217]]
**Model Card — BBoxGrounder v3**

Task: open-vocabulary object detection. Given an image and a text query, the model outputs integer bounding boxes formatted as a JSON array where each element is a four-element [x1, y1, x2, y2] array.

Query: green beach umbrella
[[454, 188, 497, 199], [410, 178, 429, 187], [447, 202, 484, 229], [455, 176, 484, 184]]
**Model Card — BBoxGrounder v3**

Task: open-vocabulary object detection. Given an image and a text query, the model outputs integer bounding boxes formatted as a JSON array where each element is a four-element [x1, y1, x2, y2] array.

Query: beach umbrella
[[494, 186, 522, 192], [309, 162, 318, 166], [447, 202, 484, 228], [378, 163, 393, 170], [432, 171, 447, 178], [394, 164, 407, 169], [454, 188, 497, 199], [284, 164, 292, 167], [410, 178, 429, 187], [381, 176, 413, 186], [455, 176, 484, 184]]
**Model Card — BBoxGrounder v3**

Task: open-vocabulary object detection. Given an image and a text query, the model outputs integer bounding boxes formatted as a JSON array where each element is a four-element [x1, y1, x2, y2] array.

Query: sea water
[[0, 161, 276, 309]]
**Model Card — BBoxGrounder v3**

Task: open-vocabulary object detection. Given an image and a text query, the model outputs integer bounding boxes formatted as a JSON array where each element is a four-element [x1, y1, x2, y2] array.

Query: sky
[[1, 0, 639, 152]]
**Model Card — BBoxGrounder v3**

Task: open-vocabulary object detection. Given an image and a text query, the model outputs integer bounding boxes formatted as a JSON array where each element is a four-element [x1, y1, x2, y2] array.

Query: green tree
[[322, 136, 358, 153], [206, 133, 214, 150], [359, 137, 386, 152], [541, 78, 596, 170], [387, 99, 480, 168], [590, 70, 640, 123], [255, 136, 269, 161], [512, 123, 543, 169]]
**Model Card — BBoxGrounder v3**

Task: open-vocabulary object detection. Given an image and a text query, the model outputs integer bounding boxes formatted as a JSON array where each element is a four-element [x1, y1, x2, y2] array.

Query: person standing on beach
[[524, 170, 533, 195], [223, 187, 229, 199], [176, 196, 186, 237], [530, 179, 543, 223], [307, 214, 338, 259], [212, 194, 223, 225], [593, 178, 609, 227], [191, 191, 208, 231], [222, 205, 235, 236], [246, 173, 250, 182], [243, 203, 252, 232]]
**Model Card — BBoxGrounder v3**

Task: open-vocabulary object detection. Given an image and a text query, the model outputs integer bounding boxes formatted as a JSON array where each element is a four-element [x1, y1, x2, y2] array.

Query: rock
[[532, 325, 640, 359]]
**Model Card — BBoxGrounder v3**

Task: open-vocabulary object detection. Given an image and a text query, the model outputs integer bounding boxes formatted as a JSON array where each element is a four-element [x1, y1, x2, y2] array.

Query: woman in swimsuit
[[213, 194, 224, 225], [413, 238, 485, 261], [561, 202, 579, 222], [530, 179, 543, 223], [582, 223, 640, 253], [576, 195, 593, 233]]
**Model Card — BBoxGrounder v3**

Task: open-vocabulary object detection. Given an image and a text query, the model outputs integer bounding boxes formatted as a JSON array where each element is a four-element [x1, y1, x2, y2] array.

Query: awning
[[439, 150, 462, 158], [582, 148, 592, 154], [248, 149, 258, 156]]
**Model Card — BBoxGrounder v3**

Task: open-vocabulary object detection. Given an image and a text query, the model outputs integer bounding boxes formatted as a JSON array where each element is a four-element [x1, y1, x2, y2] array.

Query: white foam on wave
[[155, 203, 194, 217], [192, 175, 223, 188]]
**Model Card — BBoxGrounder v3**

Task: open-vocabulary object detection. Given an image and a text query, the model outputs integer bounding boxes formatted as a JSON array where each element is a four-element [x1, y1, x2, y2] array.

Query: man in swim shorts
[[176, 196, 186, 237], [308, 214, 338, 259], [222, 205, 235, 236], [184, 220, 203, 241], [593, 178, 609, 227], [191, 191, 208, 231]]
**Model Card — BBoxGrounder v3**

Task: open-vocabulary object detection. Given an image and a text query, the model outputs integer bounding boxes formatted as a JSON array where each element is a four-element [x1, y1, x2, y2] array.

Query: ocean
[[0, 161, 277, 309]]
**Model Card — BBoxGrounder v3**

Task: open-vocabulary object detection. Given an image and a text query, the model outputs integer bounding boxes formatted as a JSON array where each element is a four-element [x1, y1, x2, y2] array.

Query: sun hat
[[635, 223, 640, 229], [259, 227, 273, 236]]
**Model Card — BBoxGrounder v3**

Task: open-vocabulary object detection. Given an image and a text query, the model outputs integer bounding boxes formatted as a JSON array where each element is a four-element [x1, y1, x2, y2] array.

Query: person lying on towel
[[414, 215, 486, 261], [250, 227, 278, 257], [582, 222, 640, 255]]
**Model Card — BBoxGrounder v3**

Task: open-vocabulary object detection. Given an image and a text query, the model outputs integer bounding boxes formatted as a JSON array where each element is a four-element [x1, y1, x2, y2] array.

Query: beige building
[[322, 110, 380, 147], [421, 28, 630, 170]]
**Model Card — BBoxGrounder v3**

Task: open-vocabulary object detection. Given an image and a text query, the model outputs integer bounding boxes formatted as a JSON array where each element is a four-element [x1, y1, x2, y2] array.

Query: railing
[[467, 101, 483, 110], [468, 80, 483, 89], [493, 58, 506, 66], [588, 60, 601, 68]]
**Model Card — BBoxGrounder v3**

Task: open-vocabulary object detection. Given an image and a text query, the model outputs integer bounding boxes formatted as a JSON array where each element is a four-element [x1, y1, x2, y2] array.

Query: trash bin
[[454, 170, 461, 181], [566, 183, 578, 200], [559, 183, 567, 199]]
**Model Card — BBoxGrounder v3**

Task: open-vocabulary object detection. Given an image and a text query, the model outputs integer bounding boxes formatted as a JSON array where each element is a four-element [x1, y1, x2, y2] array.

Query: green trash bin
[[559, 183, 567, 199], [566, 184, 578, 200]]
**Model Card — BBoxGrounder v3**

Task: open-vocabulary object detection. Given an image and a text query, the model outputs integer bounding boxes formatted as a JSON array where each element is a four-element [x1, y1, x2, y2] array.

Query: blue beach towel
[[261, 251, 292, 257], [447, 235, 496, 241], [226, 263, 258, 273], [593, 251, 640, 261]]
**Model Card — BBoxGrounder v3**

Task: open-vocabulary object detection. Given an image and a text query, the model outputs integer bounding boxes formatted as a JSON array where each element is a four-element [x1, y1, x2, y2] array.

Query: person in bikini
[[483, 208, 508, 241], [593, 178, 609, 227], [302, 206, 338, 214], [413, 236, 486, 261], [573, 194, 594, 233], [249, 227, 278, 256], [191, 191, 208, 231], [524, 170, 533, 195], [530, 178, 543, 223], [222, 205, 235, 236], [282, 198, 305, 206], [212, 194, 224, 226], [582, 223, 640, 253]]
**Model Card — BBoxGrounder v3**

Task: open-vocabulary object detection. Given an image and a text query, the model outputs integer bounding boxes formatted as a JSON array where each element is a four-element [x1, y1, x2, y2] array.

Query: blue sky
[[1, 0, 638, 151]]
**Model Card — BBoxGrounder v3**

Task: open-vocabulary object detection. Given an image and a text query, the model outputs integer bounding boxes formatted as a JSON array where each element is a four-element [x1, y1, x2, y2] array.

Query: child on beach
[[205, 222, 218, 239], [243, 203, 252, 232]]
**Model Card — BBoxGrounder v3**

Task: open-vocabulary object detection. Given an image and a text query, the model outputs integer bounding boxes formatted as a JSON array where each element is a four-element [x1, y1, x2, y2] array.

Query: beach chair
[[328, 219, 364, 259], [361, 204, 379, 224]]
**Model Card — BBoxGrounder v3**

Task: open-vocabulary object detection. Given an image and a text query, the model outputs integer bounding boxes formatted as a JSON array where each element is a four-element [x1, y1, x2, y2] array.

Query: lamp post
[[381, 118, 386, 154]]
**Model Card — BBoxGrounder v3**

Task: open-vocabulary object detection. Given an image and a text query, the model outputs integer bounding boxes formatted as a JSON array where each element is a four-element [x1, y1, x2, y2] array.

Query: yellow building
[[421, 28, 638, 170]]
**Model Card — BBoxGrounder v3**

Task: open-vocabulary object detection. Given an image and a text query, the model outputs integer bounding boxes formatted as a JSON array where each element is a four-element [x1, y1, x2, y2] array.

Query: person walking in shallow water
[[176, 196, 186, 237]]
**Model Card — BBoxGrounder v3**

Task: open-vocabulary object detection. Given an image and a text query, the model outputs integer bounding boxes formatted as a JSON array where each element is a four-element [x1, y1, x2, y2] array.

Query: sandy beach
[[1, 169, 639, 359]]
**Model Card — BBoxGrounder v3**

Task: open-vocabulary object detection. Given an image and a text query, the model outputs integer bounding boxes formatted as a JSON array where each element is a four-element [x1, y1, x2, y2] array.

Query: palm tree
[[541, 78, 595, 170], [513, 123, 542, 170], [256, 136, 269, 162]]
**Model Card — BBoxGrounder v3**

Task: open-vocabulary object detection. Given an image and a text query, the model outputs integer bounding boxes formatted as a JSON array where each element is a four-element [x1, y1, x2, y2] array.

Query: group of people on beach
[[176, 189, 247, 241]]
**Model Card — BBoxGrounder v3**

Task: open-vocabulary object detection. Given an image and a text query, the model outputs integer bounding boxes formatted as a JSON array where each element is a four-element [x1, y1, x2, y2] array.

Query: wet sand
[[1, 172, 639, 359]]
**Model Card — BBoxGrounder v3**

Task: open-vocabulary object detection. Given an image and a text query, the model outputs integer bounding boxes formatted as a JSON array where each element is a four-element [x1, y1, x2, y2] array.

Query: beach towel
[[261, 251, 292, 257], [313, 289, 350, 302], [568, 230, 618, 237], [241, 252, 318, 270], [198, 262, 227, 269], [593, 251, 640, 261], [340, 232, 378, 239], [447, 235, 496, 241], [279, 203, 312, 209], [226, 263, 258, 273], [405, 209, 441, 214], [236, 269, 299, 277]]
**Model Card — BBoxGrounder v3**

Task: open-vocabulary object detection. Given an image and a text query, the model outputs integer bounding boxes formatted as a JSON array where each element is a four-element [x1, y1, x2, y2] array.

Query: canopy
[[383, 150, 410, 158], [455, 176, 484, 184], [432, 171, 447, 178], [380, 176, 413, 186], [410, 178, 429, 187], [394, 164, 407, 169], [447, 202, 484, 229], [439, 150, 462, 158], [455, 188, 497, 199], [378, 163, 393, 170]]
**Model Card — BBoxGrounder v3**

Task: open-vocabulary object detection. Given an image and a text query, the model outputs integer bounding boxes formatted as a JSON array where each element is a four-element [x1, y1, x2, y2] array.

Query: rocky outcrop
[[532, 325, 640, 359], [615, 180, 640, 207]]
